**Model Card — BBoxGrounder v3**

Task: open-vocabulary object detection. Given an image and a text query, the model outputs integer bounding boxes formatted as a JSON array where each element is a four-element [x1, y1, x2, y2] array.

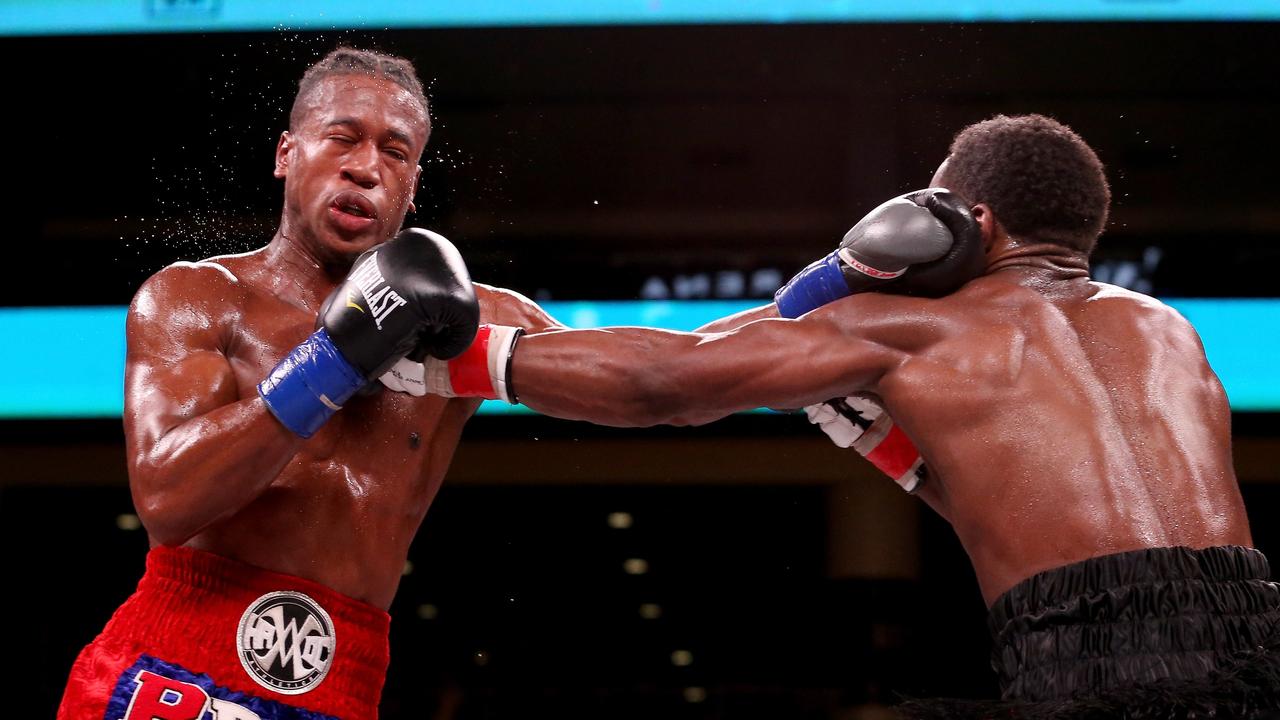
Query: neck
[[262, 221, 348, 312], [986, 239, 1091, 285]]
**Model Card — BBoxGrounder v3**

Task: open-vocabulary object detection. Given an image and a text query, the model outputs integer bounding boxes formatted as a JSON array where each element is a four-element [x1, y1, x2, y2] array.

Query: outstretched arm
[[511, 298, 911, 427], [694, 303, 779, 333]]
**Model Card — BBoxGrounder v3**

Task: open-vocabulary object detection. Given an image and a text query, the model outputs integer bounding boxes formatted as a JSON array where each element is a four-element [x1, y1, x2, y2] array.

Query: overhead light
[[473, 650, 490, 667], [402, 561, 414, 577], [115, 513, 141, 531], [683, 687, 707, 704], [607, 512, 633, 529], [416, 604, 438, 620], [638, 603, 662, 620], [671, 650, 693, 667], [623, 558, 649, 575]]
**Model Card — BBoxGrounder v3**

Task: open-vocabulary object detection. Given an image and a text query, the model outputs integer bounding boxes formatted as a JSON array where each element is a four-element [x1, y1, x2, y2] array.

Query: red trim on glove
[[865, 424, 920, 480], [447, 325, 496, 398]]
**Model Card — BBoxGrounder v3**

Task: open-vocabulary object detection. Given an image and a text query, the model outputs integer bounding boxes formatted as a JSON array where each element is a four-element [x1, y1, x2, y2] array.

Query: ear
[[273, 131, 293, 179], [407, 165, 423, 214], [969, 203, 999, 252]]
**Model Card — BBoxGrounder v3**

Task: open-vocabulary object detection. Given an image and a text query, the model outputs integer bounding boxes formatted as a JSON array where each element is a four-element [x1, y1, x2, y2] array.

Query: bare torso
[[513, 263, 1251, 607], [881, 272, 1250, 603], [125, 247, 544, 609]]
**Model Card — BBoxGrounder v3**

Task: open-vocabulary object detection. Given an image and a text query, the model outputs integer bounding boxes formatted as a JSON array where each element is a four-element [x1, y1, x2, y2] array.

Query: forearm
[[694, 303, 778, 333], [508, 304, 778, 425], [512, 316, 877, 427], [130, 397, 303, 545], [513, 328, 736, 427]]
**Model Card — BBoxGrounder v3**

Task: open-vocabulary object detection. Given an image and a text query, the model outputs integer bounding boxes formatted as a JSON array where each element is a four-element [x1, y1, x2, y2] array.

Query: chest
[[221, 294, 452, 470]]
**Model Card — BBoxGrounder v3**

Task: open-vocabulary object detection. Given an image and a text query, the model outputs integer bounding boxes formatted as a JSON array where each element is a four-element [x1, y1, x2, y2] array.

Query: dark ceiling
[[5, 22, 1277, 305]]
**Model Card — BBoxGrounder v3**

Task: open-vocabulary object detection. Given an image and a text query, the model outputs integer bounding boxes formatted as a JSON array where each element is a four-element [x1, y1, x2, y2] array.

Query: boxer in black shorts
[[478, 115, 1280, 717]]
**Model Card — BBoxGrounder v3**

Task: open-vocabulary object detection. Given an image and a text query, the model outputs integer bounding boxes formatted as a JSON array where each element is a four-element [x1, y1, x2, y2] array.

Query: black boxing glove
[[318, 228, 480, 369], [892, 189, 986, 297], [773, 188, 983, 318], [774, 189, 980, 491], [258, 228, 480, 437]]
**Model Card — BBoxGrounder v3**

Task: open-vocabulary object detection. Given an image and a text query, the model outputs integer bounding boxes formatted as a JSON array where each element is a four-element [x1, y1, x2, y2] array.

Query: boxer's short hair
[[290, 47, 429, 132], [943, 114, 1110, 254]]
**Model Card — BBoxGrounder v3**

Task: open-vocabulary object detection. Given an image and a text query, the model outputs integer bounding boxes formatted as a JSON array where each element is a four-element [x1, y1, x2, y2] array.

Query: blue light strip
[[0, 299, 1275, 418], [2, 0, 1277, 36], [0, 306, 128, 419], [1165, 299, 1280, 413]]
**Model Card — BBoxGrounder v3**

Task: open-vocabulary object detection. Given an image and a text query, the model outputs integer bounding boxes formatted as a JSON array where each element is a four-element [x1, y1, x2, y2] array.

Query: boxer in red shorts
[[60, 45, 981, 719], [58, 47, 560, 720]]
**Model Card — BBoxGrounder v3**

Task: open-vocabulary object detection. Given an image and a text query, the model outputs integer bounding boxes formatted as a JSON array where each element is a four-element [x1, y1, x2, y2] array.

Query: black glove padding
[[837, 188, 984, 298], [888, 188, 985, 297], [318, 227, 480, 382]]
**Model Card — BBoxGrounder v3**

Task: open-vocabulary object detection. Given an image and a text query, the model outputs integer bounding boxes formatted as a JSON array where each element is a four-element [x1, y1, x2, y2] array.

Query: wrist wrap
[[257, 328, 365, 438], [774, 251, 849, 319]]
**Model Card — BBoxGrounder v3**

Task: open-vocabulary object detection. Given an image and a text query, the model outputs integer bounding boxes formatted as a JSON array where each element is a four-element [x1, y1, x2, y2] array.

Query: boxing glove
[[776, 189, 980, 489], [380, 323, 523, 403], [774, 188, 983, 318], [806, 395, 927, 493], [259, 228, 480, 437]]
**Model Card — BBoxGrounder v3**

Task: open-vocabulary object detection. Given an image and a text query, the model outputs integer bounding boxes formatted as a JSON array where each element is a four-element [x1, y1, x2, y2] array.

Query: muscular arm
[[476, 283, 564, 332], [513, 298, 912, 427], [125, 265, 301, 546], [694, 303, 779, 333], [432, 283, 567, 416]]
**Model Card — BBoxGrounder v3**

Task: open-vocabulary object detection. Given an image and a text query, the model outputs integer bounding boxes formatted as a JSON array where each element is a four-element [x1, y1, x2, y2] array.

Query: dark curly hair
[[939, 114, 1110, 254], [289, 47, 429, 133]]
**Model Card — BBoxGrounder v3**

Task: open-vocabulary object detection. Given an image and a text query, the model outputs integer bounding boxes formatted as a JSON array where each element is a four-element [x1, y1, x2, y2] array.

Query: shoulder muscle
[[476, 283, 564, 332], [129, 262, 246, 358]]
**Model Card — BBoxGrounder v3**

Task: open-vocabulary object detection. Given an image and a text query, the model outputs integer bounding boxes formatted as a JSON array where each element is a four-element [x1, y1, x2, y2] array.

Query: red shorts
[[58, 546, 390, 720]]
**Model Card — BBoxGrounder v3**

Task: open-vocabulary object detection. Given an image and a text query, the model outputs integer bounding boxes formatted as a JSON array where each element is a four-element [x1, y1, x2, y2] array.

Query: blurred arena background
[[1, 2, 1278, 717]]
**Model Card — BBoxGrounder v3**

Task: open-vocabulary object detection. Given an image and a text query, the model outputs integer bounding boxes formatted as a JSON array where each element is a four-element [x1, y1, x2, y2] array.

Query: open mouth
[[330, 191, 377, 221]]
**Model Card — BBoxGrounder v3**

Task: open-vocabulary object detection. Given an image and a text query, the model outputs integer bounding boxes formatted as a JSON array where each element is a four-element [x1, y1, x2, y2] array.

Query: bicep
[[124, 288, 241, 451], [126, 349, 240, 446], [694, 303, 779, 333], [668, 315, 902, 415], [477, 283, 565, 332]]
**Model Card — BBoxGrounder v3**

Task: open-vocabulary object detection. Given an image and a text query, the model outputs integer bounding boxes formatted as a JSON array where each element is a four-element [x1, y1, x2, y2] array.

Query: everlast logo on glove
[[298, 227, 481, 413], [345, 252, 408, 330]]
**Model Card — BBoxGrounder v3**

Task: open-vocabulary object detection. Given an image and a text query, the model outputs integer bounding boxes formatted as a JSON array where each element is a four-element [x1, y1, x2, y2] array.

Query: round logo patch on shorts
[[237, 590, 336, 694]]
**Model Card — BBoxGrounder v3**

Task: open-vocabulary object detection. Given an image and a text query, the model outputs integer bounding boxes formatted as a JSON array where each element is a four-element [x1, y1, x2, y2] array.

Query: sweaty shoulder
[[1082, 282, 1200, 345], [129, 260, 249, 344], [475, 283, 563, 332], [1085, 281, 1169, 311], [816, 289, 971, 354]]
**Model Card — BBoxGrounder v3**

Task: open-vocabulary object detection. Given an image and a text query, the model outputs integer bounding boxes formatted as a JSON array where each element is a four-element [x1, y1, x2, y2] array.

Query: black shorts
[[904, 545, 1280, 719]]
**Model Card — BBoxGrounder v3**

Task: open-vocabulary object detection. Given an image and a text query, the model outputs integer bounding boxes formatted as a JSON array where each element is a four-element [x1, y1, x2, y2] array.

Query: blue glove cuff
[[257, 328, 366, 438], [774, 251, 850, 319]]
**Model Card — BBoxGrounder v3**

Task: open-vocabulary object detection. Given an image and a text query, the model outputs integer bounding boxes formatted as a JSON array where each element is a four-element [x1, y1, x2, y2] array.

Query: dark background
[[1, 21, 1278, 719]]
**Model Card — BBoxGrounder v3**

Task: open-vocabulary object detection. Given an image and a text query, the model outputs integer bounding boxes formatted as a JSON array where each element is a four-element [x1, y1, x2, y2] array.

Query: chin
[[310, 236, 370, 271], [325, 226, 383, 250]]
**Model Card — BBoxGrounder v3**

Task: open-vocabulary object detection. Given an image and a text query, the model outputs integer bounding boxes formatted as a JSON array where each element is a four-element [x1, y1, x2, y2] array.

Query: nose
[[340, 142, 379, 189]]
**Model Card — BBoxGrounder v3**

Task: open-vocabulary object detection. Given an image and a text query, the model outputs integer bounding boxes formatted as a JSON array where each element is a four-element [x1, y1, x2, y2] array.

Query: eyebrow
[[327, 118, 414, 148]]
